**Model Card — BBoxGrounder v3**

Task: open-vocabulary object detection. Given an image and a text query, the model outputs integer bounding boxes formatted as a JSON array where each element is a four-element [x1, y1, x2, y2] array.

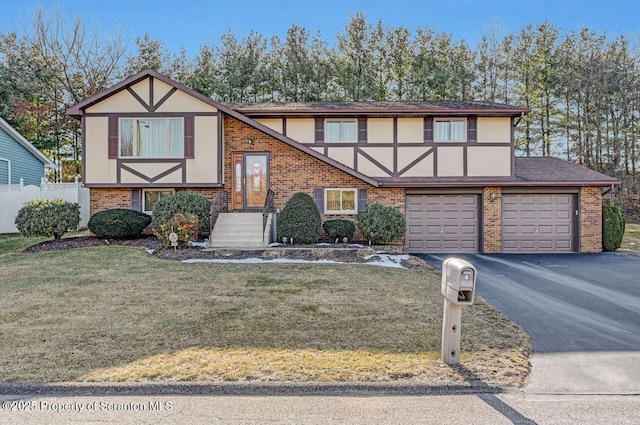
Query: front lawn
[[621, 223, 640, 254], [0, 234, 530, 386]]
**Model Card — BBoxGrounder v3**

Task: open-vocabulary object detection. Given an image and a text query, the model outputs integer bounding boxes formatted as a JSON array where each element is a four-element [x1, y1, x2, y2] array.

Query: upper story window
[[325, 120, 357, 142], [120, 118, 183, 158], [434, 119, 466, 142]]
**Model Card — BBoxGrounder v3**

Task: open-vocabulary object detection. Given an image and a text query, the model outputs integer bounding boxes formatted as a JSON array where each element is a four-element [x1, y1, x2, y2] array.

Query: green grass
[[0, 235, 530, 386]]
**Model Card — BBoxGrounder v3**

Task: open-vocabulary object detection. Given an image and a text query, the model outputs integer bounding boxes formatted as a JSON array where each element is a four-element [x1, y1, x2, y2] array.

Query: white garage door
[[502, 194, 575, 253], [406, 194, 480, 253]]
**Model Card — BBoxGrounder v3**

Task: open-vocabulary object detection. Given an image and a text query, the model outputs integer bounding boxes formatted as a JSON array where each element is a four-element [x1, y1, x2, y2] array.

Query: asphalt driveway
[[417, 252, 640, 394]]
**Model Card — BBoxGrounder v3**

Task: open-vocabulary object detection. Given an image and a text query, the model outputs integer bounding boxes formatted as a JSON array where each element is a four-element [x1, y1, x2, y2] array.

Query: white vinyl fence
[[0, 177, 90, 234]]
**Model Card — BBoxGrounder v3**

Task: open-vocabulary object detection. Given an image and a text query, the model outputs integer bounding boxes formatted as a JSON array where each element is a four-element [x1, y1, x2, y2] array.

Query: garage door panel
[[502, 194, 575, 253], [538, 210, 553, 219], [406, 194, 479, 253]]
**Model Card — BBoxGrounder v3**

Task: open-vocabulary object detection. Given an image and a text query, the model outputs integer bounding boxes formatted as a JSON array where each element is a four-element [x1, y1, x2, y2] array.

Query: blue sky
[[2, 0, 639, 55]]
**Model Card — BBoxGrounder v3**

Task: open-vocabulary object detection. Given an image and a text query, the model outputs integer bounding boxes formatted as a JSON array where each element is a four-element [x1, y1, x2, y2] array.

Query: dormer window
[[434, 119, 466, 142], [120, 118, 184, 158], [325, 120, 357, 142]]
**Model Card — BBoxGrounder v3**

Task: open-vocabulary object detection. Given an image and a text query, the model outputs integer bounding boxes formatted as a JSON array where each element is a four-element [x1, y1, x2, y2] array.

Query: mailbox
[[441, 257, 476, 305]]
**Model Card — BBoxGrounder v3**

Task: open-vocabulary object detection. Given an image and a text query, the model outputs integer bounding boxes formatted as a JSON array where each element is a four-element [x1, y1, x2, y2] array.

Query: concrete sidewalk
[[1, 392, 638, 424]]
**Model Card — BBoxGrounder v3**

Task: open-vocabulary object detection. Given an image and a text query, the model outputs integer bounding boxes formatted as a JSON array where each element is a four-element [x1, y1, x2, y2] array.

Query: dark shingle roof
[[513, 157, 618, 184], [376, 157, 618, 187], [227, 101, 529, 117]]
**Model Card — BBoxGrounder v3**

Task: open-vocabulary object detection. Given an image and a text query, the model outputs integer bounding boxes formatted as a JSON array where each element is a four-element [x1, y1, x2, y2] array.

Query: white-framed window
[[434, 119, 466, 142], [325, 188, 358, 214], [325, 120, 357, 142], [143, 188, 174, 213], [120, 118, 184, 158]]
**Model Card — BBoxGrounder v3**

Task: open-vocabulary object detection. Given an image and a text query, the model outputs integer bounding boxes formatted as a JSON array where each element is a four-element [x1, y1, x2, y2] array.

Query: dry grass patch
[[0, 235, 530, 386], [620, 223, 640, 256]]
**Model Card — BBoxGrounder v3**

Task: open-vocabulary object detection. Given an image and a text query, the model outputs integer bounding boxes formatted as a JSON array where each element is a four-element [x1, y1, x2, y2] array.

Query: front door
[[231, 152, 269, 210]]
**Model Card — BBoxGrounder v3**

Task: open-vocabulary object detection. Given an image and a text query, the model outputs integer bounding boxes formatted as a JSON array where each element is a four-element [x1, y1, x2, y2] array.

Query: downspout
[[0, 157, 11, 184]]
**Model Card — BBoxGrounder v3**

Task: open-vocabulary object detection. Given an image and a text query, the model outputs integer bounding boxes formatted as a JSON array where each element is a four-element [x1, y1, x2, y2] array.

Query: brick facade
[[482, 187, 502, 253], [90, 187, 221, 217], [580, 186, 603, 253], [224, 116, 405, 242], [90, 188, 133, 217]]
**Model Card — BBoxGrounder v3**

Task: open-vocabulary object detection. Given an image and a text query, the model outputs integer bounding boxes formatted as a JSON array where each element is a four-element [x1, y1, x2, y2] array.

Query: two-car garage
[[406, 191, 578, 253]]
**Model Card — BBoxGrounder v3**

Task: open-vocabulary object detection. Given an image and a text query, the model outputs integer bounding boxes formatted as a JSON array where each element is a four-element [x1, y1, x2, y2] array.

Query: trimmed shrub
[[14, 199, 80, 240], [88, 209, 152, 239], [154, 213, 199, 248], [602, 204, 625, 252], [357, 203, 406, 244], [277, 192, 322, 244], [152, 191, 211, 235], [323, 219, 356, 242]]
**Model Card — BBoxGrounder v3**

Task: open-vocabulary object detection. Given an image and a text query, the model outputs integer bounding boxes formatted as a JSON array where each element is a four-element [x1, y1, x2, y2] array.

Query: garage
[[406, 194, 480, 253], [502, 193, 576, 253]]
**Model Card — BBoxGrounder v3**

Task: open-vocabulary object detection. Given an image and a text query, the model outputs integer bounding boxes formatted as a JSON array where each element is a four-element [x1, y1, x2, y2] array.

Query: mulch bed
[[22, 235, 164, 253], [20, 236, 432, 270]]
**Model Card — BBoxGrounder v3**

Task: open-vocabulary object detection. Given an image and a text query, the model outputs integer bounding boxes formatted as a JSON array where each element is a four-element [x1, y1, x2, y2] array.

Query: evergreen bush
[[152, 191, 211, 235], [277, 192, 322, 244], [356, 203, 406, 244], [88, 208, 152, 239], [323, 219, 356, 242], [602, 204, 625, 252], [14, 199, 80, 240]]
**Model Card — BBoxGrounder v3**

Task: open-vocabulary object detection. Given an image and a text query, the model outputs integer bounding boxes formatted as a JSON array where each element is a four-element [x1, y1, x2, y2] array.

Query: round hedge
[[356, 203, 406, 244], [152, 191, 211, 235], [14, 199, 80, 240], [323, 219, 356, 241], [88, 208, 152, 239], [277, 192, 322, 244]]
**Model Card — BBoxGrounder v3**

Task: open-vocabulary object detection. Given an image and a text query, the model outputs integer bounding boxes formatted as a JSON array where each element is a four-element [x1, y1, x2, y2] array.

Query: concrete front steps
[[208, 213, 272, 248]]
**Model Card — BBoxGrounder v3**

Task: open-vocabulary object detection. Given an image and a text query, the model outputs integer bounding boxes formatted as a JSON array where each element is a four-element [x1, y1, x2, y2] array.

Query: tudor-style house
[[67, 69, 618, 253]]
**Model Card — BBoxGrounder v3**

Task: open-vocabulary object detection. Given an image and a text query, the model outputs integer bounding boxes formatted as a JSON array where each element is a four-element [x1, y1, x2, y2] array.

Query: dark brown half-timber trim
[[149, 76, 154, 109], [117, 160, 185, 184], [86, 183, 223, 188], [218, 111, 224, 184], [356, 148, 393, 177], [463, 146, 468, 177], [393, 118, 398, 174], [184, 116, 194, 159], [282, 117, 287, 137], [126, 87, 151, 112], [152, 87, 178, 112], [108, 117, 118, 159], [397, 148, 434, 177]]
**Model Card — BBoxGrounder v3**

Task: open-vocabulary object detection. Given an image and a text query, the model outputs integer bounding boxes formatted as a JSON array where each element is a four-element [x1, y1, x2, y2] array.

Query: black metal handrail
[[262, 189, 275, 241], [209, 189, 229, 234]]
